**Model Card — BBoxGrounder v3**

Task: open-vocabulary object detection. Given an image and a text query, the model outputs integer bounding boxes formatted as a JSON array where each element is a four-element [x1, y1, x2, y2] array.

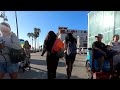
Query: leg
[[66, 58, 72, 79], [113, 55, 120, 71], [46, 54, 52, 79], [70, 55, 76, 75], [0, 73, 5, 79], [98, 56, 104, 71], [0, 62, 6, 79], [9, 72, 18, 79], [7, 63, 19, 79], [51, 58, 59, 79]]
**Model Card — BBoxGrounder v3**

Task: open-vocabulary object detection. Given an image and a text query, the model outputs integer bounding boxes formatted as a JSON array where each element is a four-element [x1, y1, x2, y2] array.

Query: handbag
[[9, 48, 26, 63], [56, 48, 64, 58], [9, 35, 26, 63], [51, 39, 64, 58]]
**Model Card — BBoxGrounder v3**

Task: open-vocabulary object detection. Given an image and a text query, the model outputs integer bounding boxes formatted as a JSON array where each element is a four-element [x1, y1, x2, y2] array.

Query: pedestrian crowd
[[0, 22, 120, 79], [0, 22, 77, 79]]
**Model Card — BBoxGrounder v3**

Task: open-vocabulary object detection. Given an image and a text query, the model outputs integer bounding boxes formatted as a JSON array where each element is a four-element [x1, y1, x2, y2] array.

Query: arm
[[41, 40, 47, 56], [8, 32, 22, 50], [108, 41, 113, 46], [92, 42, 106, 55], [41, 48, 46, 56]]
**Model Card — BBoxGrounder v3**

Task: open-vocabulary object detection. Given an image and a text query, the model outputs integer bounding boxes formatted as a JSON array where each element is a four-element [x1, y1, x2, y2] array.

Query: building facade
[[57, 27, 87, 47], [88, 11, 120, 48]]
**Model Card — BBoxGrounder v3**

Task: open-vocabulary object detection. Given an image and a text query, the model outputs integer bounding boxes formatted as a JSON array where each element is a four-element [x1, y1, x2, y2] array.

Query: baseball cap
[[95, 34, 103, 38]]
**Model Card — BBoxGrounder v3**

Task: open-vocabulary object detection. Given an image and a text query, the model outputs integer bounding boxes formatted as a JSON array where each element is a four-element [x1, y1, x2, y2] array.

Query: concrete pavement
[[4, 52, 89, 79]]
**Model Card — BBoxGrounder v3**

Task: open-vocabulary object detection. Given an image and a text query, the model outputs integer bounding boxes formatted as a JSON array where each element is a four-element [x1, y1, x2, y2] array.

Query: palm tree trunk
[[32, 38, 33, 50], [35, 38, 36, 52], [29, 37, 31, 47]]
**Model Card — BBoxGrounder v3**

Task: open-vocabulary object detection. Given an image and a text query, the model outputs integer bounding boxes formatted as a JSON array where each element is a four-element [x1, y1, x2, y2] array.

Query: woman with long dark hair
[[23, 40, 31, 58], [64, 33, 77, 79], [41, 31, 59, 79]]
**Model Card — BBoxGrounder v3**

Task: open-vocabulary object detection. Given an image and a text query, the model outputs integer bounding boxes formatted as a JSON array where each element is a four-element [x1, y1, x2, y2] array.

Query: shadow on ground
[[18, 67, 68, 79], [71, 76, 83, 79], [18, 67, 83, 79], [31, 59, 65, 67]]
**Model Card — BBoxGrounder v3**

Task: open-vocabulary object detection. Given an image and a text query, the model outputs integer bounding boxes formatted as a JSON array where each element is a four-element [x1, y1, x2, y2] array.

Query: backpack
[[67, 41, 77, 56]]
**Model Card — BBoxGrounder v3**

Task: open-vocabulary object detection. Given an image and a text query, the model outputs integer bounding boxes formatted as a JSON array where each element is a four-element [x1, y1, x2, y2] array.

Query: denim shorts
[[0, 62, 19, 74]]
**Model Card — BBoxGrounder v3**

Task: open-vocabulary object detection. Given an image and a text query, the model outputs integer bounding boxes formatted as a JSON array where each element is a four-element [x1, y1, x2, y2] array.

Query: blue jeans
[[0, 62, 19, 74]]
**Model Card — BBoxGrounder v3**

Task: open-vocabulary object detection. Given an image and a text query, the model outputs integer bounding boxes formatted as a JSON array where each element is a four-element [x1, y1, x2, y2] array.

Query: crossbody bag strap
[[11, 34, 13, 43]]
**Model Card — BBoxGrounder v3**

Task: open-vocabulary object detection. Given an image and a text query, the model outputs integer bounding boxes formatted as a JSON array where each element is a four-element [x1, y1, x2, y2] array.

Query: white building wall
[[58, 27, 87, 47]]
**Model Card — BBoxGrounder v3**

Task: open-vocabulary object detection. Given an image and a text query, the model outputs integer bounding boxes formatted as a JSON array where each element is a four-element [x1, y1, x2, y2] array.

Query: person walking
[[0, 22, 21, 79], [23, 40, 31, 58], [41, 31, 59, 79], [64, 33, 77, 79]]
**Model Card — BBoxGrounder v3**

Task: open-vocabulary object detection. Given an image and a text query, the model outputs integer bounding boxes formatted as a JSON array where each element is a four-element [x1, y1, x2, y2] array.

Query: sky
[[0, 11, 89, 47]]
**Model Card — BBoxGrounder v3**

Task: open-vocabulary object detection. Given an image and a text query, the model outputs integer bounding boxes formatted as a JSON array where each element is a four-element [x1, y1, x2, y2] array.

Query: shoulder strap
[[11, 35, 13, 43]]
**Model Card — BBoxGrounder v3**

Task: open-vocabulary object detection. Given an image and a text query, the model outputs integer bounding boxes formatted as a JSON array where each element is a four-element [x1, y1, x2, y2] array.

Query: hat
[[95, 34, 103, 38]]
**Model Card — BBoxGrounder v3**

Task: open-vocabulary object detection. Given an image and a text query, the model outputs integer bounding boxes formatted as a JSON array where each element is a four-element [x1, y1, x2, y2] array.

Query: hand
[[64, 50, 67, 53], [103, 52, 107, 58], [0, 44, 5, 49]]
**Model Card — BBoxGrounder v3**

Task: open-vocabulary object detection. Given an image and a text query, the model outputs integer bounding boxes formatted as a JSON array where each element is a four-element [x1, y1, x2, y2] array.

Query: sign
[[19, 39, 25, 48], [60, 29, 77, 34]]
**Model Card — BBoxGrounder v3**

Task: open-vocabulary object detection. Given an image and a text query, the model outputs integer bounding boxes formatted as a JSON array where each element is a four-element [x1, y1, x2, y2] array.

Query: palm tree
[[34, 28, 41, 52], [27, 33, 31, 45], [31, 33, 34, 50]]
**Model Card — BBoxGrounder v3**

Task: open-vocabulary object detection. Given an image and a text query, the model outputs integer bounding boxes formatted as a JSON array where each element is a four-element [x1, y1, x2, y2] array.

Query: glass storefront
[[88, 11, 120, 48]]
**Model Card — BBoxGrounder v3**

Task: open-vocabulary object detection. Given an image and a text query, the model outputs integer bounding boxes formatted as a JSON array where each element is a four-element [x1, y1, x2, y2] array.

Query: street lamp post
[[15, 11, 19, 38]]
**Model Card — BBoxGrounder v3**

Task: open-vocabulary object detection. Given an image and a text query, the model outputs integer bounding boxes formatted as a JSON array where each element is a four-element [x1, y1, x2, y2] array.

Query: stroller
[[19, 48, 31, 72]]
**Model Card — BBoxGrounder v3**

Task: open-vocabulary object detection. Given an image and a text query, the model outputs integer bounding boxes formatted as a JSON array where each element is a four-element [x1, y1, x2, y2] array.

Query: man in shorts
[[92, 34, 107, 72]]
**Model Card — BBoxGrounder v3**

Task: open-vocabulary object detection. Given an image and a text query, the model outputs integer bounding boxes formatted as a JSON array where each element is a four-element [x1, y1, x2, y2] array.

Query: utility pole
[[15, 11, 19, 38]]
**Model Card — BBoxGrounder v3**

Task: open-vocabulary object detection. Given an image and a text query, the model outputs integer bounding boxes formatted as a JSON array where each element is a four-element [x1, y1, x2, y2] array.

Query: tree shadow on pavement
[[31, 59, 65, 67]]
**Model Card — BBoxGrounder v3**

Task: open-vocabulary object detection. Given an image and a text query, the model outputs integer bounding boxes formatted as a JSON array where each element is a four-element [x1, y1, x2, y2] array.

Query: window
[[81, 31, 82, 33], [60, 30, 65, 33], [115, 11, 120, 29], [84, 31, 87, 33], [64, 28, 67, 29]]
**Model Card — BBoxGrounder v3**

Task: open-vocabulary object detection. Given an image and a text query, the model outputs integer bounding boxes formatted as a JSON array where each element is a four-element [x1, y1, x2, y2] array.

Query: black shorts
[[64, 53, 76, 65]]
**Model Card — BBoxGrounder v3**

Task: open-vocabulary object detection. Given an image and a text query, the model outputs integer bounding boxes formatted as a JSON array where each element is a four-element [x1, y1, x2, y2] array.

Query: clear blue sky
[[0, 11, 89, 47]]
